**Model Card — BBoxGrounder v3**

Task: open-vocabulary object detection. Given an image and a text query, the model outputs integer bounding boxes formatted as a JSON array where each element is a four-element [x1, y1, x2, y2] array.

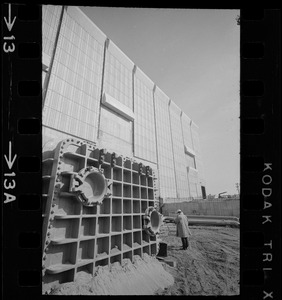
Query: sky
[[79, 7, 240, 196]]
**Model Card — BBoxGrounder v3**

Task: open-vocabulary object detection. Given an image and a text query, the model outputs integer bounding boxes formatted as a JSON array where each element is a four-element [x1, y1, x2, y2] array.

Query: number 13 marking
[[3, 42, 15, 53]]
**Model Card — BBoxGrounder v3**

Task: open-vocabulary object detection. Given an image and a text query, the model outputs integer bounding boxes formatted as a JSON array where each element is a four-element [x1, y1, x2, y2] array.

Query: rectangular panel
[[169, 101, 190, 198], [102, 92, 135, 121], [43, 8, 104, 142], [103, 41, 134, 110], [191, 121, 200, 156], [42, 5, 63, 65], [190, 121, 206, 192], [181, 112, 193, 150], [195, 158, 205, 190], [98, 107, 133, 157], [154, 87, 177, 200], [133, 68, 157, 163]]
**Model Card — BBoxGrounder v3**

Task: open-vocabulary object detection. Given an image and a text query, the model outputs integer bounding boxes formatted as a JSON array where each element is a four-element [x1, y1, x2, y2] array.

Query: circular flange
[[143, 206, 163, 236], [69, 166, 108, 206]]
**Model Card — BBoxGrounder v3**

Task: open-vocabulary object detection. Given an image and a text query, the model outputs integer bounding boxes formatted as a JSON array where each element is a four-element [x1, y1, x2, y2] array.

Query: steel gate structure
[[42, 138, 161, 290]]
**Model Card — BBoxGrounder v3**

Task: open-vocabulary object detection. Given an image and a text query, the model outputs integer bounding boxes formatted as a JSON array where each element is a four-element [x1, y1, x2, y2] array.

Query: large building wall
[[42, 5, 206, 202]]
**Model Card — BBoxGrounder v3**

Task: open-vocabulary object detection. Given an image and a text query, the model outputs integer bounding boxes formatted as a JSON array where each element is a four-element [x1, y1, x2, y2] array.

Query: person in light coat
[[175, 209, 192, 250]]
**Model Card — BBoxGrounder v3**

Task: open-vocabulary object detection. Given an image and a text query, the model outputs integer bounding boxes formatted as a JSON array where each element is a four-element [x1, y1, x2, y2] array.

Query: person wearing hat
[[175, 209, 192, 250]]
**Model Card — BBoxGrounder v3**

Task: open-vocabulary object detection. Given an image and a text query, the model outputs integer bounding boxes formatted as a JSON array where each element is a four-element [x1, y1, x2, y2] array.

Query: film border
[[1, 5, 281, 298], [240, 8, 281, 300]]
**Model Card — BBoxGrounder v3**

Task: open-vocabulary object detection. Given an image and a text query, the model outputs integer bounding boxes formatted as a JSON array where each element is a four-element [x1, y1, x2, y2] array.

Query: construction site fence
[[160, 198, 240, 218]]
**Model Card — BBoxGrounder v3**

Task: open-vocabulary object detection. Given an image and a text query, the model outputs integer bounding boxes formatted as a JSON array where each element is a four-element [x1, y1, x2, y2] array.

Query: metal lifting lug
[[138, 163, 143, 175], [85, 166, 94, 172], [100, 148, 106, 155], [111, 153, 117, 167]]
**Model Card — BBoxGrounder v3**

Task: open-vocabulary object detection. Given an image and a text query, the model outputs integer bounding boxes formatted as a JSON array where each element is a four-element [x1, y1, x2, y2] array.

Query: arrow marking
[[4, 4, 16, 32], [4, 141, 17, 169]]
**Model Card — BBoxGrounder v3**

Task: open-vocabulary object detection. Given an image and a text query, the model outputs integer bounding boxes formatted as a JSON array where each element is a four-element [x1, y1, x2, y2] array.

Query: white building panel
[[181, 112, 194, 151], [154, 86, 177, 200], [169, 101, 190, 198], [98, 107, 133, 157], [43, 7, 104, 142], [42, 5, 63, 67], [103, 40, 134, 110], [134, 67, 157, 163]]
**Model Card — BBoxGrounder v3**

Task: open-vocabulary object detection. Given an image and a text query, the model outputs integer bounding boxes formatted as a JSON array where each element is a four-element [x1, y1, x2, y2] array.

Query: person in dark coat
[[175, 209, 192, 250]]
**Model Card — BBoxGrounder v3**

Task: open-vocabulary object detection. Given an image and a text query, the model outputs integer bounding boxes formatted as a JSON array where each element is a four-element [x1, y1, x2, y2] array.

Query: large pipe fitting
[[69, 166, 108, 206], [143, 206, 163, 236]]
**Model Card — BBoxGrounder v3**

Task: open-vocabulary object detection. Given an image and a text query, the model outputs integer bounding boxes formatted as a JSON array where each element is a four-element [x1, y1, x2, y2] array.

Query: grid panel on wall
[[43, 9, 104, 142], [190, 123, 205, 190], [42, 5, 62, 60], [169, 102, 190, 198], [98, 107, 133, 157], [188, 167, 199, 198], [42, 138, 158, 291], [191, 122, 201, 157], [134, 76, 157, 163], [181, 113, 194, 151], [195, 158, 205, 191], [185, 153, 195, 169], [104, 51, 133, 110], [154, 89, 177, 199]]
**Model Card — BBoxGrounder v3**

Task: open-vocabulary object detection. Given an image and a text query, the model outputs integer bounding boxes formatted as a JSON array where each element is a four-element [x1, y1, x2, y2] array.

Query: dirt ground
[[46, 224, 239, 295], [155, 224, 240, 295], [47, 253, 174, 295]]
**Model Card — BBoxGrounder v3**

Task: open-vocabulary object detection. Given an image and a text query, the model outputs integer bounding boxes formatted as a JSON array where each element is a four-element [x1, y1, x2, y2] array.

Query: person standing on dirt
[[175, 209, 192, 250]]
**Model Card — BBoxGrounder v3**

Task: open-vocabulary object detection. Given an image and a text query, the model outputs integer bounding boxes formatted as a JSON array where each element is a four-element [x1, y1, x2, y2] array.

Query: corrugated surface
[[187, 167, 199, 198], [104, 41, 134, 110], [154, 87, 177, 199], [133, 69, 157, 163], [162, 199, 240, 217], [169, 102, 189, 198], [181, 112, 193, 151], [42, 5, 62, 63], [43, 7, 104, 141], [99, 107, 133, 157]]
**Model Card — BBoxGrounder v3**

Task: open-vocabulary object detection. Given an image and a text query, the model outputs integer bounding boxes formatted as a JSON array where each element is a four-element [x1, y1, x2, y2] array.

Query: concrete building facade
[[42, 5, 206, 203]]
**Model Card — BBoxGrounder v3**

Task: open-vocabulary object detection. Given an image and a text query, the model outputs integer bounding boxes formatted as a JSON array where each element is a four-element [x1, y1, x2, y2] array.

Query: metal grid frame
[[42, 138, 158, 289]]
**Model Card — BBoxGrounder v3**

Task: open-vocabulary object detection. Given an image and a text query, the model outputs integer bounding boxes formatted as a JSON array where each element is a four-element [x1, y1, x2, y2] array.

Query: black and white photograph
[[42, 6, 240, 295]]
